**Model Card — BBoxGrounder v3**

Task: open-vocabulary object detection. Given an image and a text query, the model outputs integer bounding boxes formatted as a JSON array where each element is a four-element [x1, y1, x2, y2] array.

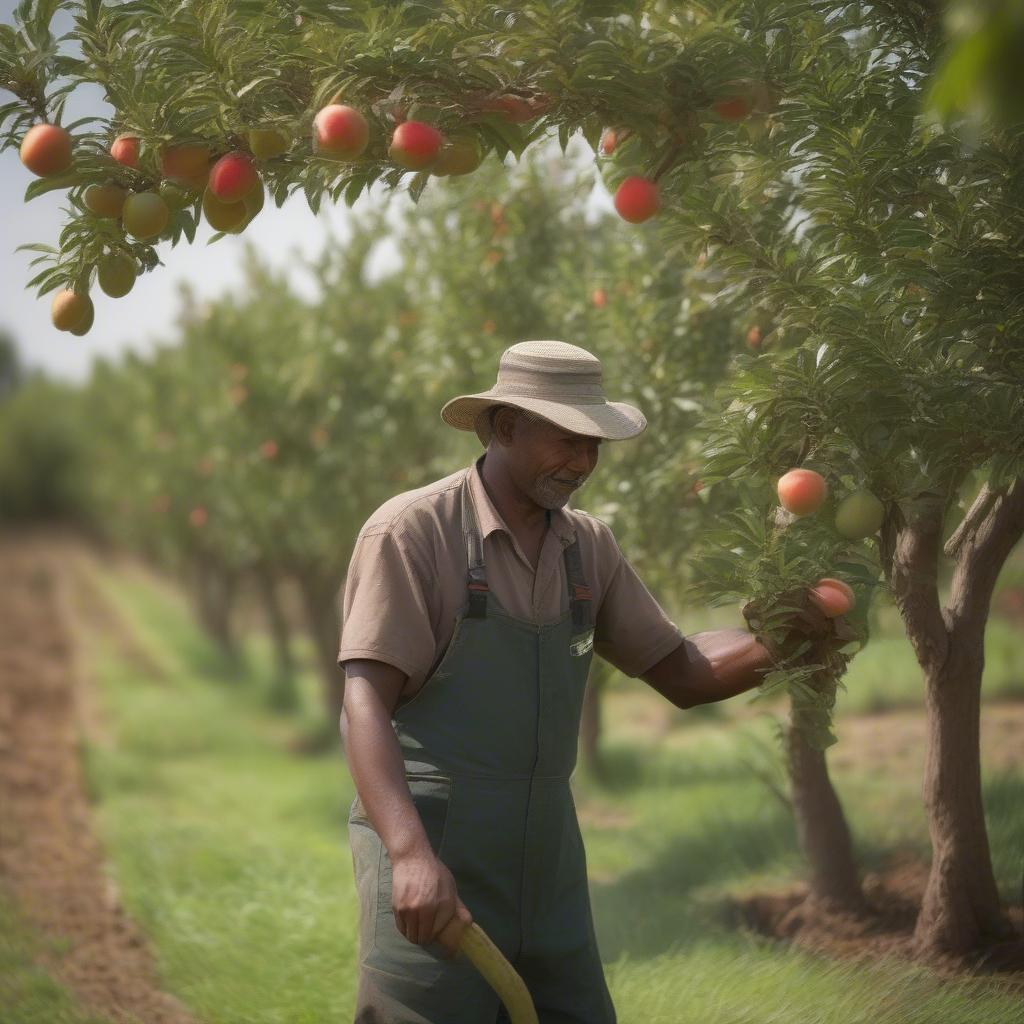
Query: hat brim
[[440, 393, 647, 446]]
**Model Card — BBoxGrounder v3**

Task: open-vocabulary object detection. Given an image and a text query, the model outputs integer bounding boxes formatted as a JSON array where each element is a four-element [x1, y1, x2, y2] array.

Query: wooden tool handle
[[439, 919, 539, 1024]]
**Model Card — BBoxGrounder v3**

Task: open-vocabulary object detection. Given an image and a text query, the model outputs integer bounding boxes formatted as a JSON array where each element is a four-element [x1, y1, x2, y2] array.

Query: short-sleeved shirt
[[337, 450, 684, 702]]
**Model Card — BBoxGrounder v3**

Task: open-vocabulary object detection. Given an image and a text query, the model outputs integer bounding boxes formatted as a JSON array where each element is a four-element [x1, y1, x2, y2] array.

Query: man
[[338, 339, 844, 1024]]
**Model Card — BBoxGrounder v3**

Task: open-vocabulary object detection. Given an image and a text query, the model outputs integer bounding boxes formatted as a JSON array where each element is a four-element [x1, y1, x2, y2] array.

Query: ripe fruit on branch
[[613, 176, 660, 223], [209, 152, 259, 203], [51, 289, 91, 331], [189, 506, 208, 528], [97, 254, 137, 298], [713, 95, 752, 121], [122, 191, 170, 240], [389, 121, 444, 170], [159, 178, 195, 211], [110, 134, 140, 168], [84, 183, 127, 218], [599, 128, 618, 156], [777, 468, 828, 516], [746, 325, 762, 349], [159, 143, 210, 181], [432, 135, 483, 176], [260, 439, 279, 459], [68, 300, 95, 336], [224, 182, 265, 234], [20, 123, 73, 177], [203, 188, 247, 232], [835, 490, 885, 540], [591, 288, 607, 309], [809, 578, 855, 618], [248, 127, 290, 161], [313, 104, 369, 159]]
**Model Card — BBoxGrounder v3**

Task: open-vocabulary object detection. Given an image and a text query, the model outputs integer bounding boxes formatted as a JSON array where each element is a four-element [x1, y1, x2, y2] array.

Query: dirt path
[[0, 529, 198, 1024]]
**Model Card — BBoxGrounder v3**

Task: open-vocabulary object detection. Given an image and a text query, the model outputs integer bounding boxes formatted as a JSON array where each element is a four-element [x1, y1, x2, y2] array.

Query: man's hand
[[390, 849, 473, 958], [741, 585, 859, 671]]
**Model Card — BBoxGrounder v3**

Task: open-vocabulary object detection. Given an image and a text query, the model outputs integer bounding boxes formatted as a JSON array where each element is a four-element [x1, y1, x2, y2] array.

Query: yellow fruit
[[248, 127, 290, 160], [97, 254, 137, 298], [68, 299, 95, 336], [159, 178, 195, 211], [51, 289, 91, 331], [432, 136, 484, 176], [834, 490, 885, 540], [84, 183, 127, 217], [202, 188, 247, 232], [122, 191, 170, 240]]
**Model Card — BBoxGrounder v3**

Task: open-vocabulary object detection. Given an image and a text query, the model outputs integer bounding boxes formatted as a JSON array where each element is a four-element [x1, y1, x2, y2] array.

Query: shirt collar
[[468, 451, 577, 546]]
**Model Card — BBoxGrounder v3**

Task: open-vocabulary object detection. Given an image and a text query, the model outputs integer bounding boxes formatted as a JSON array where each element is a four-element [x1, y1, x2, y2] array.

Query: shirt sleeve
[[593, 524, 685, 678], [337, 524, 437, 684]]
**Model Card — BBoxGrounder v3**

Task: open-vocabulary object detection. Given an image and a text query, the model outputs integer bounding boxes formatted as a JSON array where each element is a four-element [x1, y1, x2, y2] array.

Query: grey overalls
[[348, 475, 617, 1024]]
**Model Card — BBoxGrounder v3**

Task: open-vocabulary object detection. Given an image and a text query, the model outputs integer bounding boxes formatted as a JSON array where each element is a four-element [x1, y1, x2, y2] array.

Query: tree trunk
[[191, 554, 242, 671], [911, 478, 1024, 956], [295, 568, 345, 737], [914, 642, 1016, 956], [785, 722, 869, 913], [254, 564, 298, 711]]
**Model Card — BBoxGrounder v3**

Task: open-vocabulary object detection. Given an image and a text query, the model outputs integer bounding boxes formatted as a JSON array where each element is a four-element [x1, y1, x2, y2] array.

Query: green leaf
[[24, 172, 82, 201]]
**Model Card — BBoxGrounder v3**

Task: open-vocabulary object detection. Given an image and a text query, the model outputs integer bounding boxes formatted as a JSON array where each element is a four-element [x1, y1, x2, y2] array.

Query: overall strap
[[461, 474, 489, 618], [563, 535, 592, 632]]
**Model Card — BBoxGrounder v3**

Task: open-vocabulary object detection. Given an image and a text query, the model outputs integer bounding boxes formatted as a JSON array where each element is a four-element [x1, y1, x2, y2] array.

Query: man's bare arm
[[639, 631, 774, 710], [340, 659, 433, 863], [340, 659, 472, 950]]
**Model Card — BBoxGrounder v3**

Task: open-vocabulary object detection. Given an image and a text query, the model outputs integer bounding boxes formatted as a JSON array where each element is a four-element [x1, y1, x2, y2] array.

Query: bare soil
[[727, 848, 1024, 997], [0, 529, 197, 1024]]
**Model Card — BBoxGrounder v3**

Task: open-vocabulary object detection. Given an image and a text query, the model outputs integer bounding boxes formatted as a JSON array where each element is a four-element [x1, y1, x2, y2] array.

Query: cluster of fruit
[[19, 82, 766, 335], [776, 467, 886, 617]]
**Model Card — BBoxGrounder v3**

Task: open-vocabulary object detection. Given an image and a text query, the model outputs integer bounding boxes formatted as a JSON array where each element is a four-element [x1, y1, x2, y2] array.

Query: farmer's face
[[502, 411, 602, 510]]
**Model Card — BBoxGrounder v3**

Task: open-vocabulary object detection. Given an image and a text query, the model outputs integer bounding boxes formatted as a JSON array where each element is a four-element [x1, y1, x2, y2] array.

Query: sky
[[0, 2, 611, 385]]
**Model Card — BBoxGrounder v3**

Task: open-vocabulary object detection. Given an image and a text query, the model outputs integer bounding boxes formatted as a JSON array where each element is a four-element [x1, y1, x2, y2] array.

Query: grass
[[45, 559, 1024, 1022], [0, 896, 112, 1024]]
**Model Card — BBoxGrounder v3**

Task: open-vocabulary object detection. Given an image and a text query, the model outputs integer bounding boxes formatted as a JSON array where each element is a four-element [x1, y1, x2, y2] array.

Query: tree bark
[[785, 722, 869, 913], [295, 568, 345, 735], [254, 563, 298, 711], [191, 554, 242, 671], [911, 478, 1024, 956]]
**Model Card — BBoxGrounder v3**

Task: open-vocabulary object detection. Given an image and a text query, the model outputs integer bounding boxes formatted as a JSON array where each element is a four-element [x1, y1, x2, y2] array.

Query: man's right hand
[[391, 850, 473, 957]]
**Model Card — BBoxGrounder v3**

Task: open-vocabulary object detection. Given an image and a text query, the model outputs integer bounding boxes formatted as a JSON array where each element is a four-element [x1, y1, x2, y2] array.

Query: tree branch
[[946, 477, 1024, 642], [944, 483, 1001, 562]]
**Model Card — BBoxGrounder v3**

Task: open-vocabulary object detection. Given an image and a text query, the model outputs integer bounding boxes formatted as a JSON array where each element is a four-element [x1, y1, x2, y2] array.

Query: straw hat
[[440, 340, 647, 446]]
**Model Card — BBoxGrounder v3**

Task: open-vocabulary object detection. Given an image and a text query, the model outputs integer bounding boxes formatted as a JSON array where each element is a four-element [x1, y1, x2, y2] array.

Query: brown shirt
[[337, 451, 684, 702]]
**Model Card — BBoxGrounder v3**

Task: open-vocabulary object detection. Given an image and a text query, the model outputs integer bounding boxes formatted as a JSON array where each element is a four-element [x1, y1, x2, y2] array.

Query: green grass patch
[[0, 895, 112, 1024], [79, 560, 1024, 1023]]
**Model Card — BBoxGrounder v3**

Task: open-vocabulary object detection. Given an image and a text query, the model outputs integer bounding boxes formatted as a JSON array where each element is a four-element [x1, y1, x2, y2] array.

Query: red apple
[[809, 579, 855, 617], [599, 128, 618, 156], [110, 134, 141, 168], [313, 104, 369, 159], [20, 123, 73, 177], [209, 152, 259, 203], [614, 176, 660, 223], [591, 288, 608, 309], [389, 121, 444, 170], [777, 468, 828, 516]]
